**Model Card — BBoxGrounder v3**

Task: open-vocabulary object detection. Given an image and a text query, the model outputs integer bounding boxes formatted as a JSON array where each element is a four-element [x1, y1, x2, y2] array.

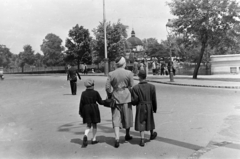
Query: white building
[[211, 54, 240, 74]]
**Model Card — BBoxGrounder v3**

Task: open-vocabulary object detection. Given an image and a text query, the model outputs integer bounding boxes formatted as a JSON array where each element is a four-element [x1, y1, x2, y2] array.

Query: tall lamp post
[[103, 0, 108, 75], [166, 19, 174, 82]]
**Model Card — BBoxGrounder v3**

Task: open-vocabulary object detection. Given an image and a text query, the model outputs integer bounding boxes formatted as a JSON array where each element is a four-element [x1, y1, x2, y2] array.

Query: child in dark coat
[[131, 70, 158, 147], [79, 78, 104, 147]]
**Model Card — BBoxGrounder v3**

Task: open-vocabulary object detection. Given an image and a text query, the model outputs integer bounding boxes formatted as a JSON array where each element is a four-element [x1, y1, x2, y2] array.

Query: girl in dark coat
[[131, 70, 158, 147], [79, 78, 104, 147]]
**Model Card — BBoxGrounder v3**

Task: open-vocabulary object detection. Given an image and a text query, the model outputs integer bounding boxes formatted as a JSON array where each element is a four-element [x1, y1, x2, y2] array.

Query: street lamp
[[103, 0, 108, 75], [166, 19, 174, 82]]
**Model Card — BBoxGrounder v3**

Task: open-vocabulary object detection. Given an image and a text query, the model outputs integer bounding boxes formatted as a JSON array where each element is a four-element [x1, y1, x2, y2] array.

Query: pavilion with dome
[[124, 29, 145, 62]]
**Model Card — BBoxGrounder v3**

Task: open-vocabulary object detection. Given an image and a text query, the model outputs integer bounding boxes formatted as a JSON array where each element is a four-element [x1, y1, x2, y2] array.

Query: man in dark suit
[[67, 64, 81, 95]]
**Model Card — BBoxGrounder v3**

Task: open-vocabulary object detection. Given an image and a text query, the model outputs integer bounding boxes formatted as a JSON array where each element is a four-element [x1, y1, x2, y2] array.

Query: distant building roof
[[127, 30, 143, 47]]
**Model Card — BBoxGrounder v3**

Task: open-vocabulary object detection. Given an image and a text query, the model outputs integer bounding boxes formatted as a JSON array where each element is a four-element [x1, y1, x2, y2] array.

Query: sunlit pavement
[[0, 74, 239, 159]]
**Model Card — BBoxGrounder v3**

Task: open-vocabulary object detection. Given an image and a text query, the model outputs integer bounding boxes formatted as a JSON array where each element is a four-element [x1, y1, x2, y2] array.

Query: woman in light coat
[[105, 56, 134, 148]]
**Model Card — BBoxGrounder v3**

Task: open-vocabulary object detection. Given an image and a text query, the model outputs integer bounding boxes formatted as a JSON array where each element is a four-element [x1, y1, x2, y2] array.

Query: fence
[[4, 66, 67, 74]]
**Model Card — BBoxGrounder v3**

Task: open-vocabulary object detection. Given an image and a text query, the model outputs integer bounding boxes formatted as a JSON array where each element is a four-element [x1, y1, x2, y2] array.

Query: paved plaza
[[0, 74, 240, 159]]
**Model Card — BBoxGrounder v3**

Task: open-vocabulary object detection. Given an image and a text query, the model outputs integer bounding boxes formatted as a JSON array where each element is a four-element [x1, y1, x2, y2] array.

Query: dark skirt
[[81, 104, 101, 124]]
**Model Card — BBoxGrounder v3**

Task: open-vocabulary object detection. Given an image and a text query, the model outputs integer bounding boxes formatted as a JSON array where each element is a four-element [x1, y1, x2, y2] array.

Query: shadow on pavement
[[157, 137, 203, 151], [71, 138, 81, 145], [70, 138, 89, 148], [58, 121, 203, 150]]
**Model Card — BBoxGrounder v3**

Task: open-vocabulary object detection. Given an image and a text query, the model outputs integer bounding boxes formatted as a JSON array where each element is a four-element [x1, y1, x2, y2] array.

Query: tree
[[168, 0, 240, 78], [92, 20, 128, 65], [65, 25, 92, 70], [34, 53, 44, 67], [0, 45, 12, 68], [41, 33, 64, 66], [19, 45, 35, 72], [9, 54, 20, 69], [142, 38, 168, 60]]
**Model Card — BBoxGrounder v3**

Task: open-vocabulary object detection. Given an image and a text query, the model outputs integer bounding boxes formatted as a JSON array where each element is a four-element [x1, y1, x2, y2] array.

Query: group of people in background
[[152, 60, 176, 76], [133, 59, 176, 76], [67, 56, 158, 148]]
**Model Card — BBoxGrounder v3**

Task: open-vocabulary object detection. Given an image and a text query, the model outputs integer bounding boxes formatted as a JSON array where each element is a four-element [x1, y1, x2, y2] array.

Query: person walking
[[83, 63, 88, 75], [105, 56, 134, 148], [79, 79, 105, 147], [67, 64, 81, 95], [152, 61, 156, 75], [140, 59, 146, 72], [156, 61, 160, 75], [133, 59, 139, 76], [160, 63, 165, 76], [131, 70, 157, 147]]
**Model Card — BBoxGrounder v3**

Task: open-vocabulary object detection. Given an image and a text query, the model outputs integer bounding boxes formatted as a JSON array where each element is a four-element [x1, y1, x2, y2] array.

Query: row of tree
[[1, 0, 240, 78]]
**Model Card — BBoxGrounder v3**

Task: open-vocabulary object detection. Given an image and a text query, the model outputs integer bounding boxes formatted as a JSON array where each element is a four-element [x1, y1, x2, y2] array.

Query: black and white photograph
[[0, 0, 240, 158]]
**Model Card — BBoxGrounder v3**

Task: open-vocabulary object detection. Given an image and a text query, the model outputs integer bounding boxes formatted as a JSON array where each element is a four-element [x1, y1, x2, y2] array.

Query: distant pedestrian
[[140, 59, 146, 72], [164, 65, 169, 76], [152, 61, 156, 75], [156, 62, 160, 75], [79, 79, 105, 147], [83, 64, 88, 74], [133, 59, 139, 76], [131, 70, 157, 147], [67, 64, 81, 95], [160, 63, 165, 75]]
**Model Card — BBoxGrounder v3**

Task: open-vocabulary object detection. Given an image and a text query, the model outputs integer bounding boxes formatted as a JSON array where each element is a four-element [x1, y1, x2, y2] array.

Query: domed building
[[127, 29, 144, 52], [125, 29, 145, 61]]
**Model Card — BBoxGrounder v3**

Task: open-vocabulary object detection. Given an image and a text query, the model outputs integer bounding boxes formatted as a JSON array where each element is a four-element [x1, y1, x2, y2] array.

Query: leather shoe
[[91, 140, 99, 144], [114, 140, 120, 148], [82, 135, 88, 147], [140, 139, 145, 147], [125, 135, 133, 141], [150, 132, 157, 140]]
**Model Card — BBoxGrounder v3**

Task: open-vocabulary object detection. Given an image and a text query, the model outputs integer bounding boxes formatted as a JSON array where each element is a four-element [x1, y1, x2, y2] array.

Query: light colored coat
[[106, 67, 134, 104]]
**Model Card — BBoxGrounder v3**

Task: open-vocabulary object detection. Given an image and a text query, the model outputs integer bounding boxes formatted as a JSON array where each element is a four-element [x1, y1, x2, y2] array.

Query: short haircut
[[138, 70, 147, 79]]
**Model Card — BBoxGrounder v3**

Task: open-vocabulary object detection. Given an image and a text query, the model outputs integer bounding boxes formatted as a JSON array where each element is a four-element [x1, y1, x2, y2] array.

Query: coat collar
[[139, 80, 148, 84], [116, 67, 125, 70]]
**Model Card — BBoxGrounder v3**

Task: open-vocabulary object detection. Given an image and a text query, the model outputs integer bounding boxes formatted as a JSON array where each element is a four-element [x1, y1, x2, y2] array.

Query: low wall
[[3, 63, 209, 75], [175, 63, 208, 75]]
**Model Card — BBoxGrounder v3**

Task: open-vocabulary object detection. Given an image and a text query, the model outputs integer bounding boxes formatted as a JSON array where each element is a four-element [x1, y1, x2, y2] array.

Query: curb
[[134, 78, 240, 89], [37, 73, 239, 89]]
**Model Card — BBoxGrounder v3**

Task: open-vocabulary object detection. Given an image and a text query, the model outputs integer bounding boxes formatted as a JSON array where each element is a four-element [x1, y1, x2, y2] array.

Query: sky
[[0, 0, 174, 54]]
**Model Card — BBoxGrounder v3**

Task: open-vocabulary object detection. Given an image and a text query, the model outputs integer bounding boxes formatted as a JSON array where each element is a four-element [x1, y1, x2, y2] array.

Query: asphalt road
[[0, 74, 239, 159]]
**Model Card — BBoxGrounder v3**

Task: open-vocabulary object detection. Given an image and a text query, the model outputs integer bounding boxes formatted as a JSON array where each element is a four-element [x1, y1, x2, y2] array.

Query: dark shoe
[[150, 132, 157, 140], [125, 135, 133, 141], [140, 139, 145, 147], [91, 140, 99, 144], [114, 140, 119, 148], [82, 135, 88, 147]]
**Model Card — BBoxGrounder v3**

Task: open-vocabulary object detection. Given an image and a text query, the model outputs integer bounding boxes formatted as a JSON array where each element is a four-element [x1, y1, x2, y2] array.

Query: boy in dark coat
[[131, 70, 157, 147], [79, 79, 104, 147]]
